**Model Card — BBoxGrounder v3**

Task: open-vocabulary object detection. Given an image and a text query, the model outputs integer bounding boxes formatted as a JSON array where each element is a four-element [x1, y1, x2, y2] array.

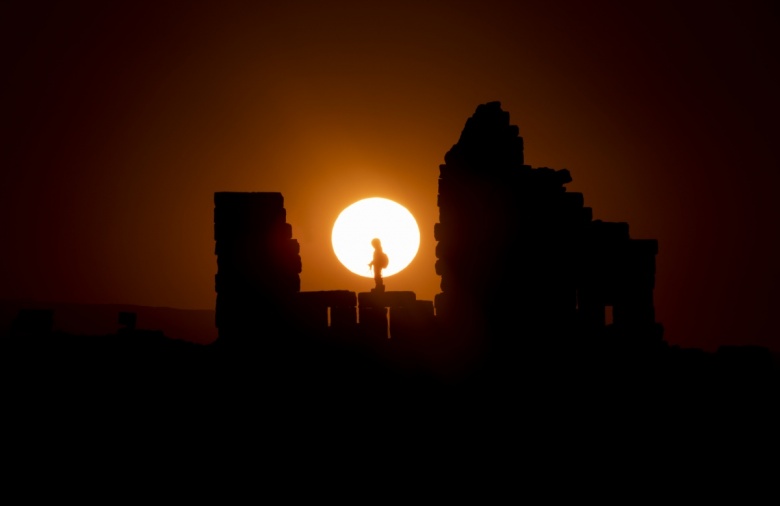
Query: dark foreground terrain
[[2, 322, 777, 493], [4, 322, 777, 431]]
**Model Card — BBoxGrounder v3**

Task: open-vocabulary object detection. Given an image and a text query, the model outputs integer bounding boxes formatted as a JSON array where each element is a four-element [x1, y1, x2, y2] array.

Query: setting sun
[[331, 198, 420, 278]]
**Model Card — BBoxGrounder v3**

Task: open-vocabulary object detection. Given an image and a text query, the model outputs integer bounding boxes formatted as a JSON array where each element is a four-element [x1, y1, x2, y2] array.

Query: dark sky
[[2, 0, 779, 353]]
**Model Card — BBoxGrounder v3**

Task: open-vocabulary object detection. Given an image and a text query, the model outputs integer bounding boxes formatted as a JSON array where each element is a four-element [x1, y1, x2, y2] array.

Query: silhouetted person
[[368, 238, 388, 291]]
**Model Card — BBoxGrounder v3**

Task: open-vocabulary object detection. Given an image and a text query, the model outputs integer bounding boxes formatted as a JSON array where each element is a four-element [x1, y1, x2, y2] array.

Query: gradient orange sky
[[2, 1, 778, 352]]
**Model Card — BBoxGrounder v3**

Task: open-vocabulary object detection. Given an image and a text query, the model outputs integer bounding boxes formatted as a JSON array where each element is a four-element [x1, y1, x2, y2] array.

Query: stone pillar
[[213, 192, 301, 349]]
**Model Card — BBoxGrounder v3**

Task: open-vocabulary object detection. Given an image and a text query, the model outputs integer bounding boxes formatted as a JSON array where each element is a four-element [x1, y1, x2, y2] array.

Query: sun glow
[[331, 198, 420, 278]]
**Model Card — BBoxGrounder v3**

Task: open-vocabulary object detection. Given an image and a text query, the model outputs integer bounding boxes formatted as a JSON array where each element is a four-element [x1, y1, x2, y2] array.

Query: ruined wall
[[434, 102, 660, 349]]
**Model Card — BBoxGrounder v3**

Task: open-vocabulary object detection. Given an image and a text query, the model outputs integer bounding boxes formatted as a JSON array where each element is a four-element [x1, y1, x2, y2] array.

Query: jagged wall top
[[444, 101, 524, 172], [442, 102, 572, 189]]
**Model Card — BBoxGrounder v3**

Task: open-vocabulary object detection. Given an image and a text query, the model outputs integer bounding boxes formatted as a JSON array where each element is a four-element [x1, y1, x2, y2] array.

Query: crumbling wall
[[434, 102, 661, 353]]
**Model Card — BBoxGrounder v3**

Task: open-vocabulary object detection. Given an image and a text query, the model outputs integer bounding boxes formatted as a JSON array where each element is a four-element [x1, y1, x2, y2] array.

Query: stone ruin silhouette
[[5, 100, 778, 459], [213, 101, 666, 380], [3, 102, 775, 433]]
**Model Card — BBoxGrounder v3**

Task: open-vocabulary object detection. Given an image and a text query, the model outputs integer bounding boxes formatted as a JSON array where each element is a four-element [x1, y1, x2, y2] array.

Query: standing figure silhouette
[[368, 238, 388, 291]]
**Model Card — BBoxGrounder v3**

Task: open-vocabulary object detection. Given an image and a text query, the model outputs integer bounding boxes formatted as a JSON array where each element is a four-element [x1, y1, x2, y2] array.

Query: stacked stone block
[[296, 290, 357, 333], [358, 290, 423, 341], [357, 291, 391, 341], [214, 192, 301, 346]]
